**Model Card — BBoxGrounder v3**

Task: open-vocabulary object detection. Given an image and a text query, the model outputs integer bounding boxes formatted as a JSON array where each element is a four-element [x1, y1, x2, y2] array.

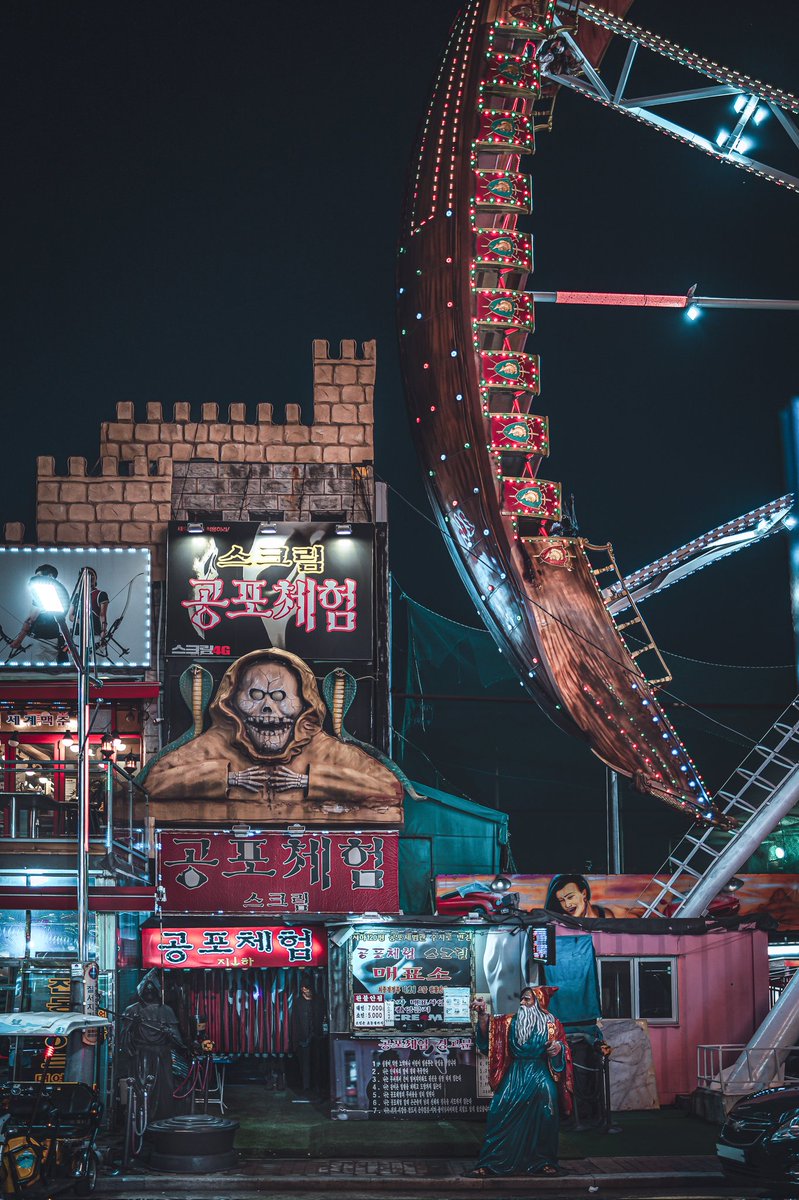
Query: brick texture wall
[[4, 340, 376, 579]]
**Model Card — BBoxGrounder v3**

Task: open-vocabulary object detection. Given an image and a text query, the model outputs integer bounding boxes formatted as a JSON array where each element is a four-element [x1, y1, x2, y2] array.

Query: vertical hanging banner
[[158, 829, 399, 914], [165, 521, 374, 661]]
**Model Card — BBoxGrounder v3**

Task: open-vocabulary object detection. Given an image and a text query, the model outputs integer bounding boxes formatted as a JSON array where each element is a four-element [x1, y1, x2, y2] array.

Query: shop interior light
[[100, 733, 114, 761], [335, 523, 353, 536], [769, 944, 799, 957], [258, 523, 277, 536], [187, 522, 205, 534], [123, 752, 138, 772], [62, 733, 74, 749]]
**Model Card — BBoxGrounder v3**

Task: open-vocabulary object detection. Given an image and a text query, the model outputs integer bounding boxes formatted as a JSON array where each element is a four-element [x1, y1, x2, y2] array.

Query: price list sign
[[353, 993, 395, 1028], [349, 928, 473, 1032]]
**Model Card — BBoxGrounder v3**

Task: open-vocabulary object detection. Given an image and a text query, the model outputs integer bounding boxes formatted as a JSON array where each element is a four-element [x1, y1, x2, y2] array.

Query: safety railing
[[697, 1043, 799, 1094], [0, 758, 150, 877]]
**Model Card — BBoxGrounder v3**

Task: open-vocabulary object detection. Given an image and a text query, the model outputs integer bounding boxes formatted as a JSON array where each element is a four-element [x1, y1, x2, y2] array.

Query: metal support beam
[[531, 291, 799, 311], [601, 494, 794, 614], [545, 6, 799, 191], [677, 767, 799, 917]]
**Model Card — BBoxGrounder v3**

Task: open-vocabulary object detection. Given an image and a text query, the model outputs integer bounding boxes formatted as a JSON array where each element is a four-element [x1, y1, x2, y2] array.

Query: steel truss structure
[[547, 1, 799, 192]]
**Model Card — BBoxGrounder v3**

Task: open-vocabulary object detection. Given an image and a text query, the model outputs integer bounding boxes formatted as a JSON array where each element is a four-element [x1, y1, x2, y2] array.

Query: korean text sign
[[350, 928, 473, 1032], [166, 521, 374, 661], [142, 924, 327, 969], [158, 829, 399, 914]]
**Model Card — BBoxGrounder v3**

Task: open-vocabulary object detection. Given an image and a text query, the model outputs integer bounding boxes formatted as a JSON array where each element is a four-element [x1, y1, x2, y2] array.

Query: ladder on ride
[[638, 695, 799, 917], [585, 542, 672, 687]]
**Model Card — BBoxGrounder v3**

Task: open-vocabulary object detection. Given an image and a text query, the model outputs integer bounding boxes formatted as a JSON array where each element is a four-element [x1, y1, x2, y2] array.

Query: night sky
[[3, 1, 798, 870]]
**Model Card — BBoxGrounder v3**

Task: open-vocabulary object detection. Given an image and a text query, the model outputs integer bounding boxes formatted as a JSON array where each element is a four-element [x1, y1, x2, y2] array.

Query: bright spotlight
[[30, 579, 66, 613], [686, 304, 702, 322], [715, 128, 729, 147], [784, 514, 798, 530], [736, 136, 754, 155], [733, 94, 746, 113], [774, 846, 786, 860], [754, 106, 768, 125]]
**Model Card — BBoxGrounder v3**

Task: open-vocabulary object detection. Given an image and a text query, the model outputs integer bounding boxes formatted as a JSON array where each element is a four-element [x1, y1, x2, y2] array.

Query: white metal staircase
[[638, 695, 799, 917]]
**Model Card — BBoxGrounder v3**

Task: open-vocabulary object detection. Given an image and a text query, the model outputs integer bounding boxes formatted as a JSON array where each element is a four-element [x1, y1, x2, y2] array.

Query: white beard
[[515, 1001, 549, 1045]]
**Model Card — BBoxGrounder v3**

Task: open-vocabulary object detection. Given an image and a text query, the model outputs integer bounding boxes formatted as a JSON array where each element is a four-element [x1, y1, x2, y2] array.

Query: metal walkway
[[638, 695, 799, 917]]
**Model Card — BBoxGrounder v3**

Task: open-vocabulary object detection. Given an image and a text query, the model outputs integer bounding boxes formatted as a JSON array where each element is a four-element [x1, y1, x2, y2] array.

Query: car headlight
[[771, 1110, 799, 1142]]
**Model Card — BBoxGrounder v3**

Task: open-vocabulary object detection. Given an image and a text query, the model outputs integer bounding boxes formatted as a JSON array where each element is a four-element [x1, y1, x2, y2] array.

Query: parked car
[[717, 1082, 799, 1187]]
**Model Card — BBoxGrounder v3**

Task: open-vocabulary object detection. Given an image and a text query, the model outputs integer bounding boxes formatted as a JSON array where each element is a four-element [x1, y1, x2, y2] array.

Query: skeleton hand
[[228, 767, 275, 793], [265, 765, 309, 793]]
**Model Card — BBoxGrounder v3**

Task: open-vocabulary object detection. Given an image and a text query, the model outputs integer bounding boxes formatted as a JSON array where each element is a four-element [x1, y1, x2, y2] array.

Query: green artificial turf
[[225, 1085, 718, 1160]]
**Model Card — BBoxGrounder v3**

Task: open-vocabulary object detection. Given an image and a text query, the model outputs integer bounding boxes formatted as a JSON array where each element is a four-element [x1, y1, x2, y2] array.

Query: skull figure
[[232, 662, 305, 755]]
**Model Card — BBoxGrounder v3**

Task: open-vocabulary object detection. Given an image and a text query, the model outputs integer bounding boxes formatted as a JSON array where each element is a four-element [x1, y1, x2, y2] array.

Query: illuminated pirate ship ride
[[396, 0, 725, 825]]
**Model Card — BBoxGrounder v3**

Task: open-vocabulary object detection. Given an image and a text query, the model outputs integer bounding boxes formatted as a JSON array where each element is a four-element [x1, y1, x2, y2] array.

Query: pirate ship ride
[[397, 0, 723, 825]]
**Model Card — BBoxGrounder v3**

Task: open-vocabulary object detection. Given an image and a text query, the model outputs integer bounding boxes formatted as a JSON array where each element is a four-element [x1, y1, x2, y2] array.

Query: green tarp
[[399, 781, 508, 914]]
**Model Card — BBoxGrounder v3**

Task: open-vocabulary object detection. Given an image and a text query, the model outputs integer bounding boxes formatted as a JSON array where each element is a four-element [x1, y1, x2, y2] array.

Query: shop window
[[598, 956, 677, 1024]]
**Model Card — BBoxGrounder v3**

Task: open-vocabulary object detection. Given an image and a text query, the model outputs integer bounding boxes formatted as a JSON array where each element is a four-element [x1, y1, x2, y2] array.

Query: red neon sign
[[142, 924, 328, 970]]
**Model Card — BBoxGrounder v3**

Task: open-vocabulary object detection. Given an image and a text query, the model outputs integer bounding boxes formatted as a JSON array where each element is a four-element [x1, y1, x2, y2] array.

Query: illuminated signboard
[[158, 829, 399, 914], [165, 521, 374, 662], [142, 923, 328, 969], [349, 928, 473, 1032], [0, 547, 150, 669]]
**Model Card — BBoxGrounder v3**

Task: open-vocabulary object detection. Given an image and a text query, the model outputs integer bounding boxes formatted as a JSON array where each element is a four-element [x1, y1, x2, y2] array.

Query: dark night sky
[[3, 1, 798, 869]]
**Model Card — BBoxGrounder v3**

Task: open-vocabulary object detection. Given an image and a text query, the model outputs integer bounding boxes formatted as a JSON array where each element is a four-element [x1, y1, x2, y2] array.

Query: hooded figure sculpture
[[145, 648, 403, 824]]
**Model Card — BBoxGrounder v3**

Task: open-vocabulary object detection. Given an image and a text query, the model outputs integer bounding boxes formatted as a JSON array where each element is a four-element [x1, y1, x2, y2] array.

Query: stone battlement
[[3, 339, 377, 579]]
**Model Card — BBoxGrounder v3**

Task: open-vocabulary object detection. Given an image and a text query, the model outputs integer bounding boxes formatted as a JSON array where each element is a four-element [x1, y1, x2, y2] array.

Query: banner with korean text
[[165, 521, 373, 662], [158, 829, 399, 914], [142, 923, 327, 969]]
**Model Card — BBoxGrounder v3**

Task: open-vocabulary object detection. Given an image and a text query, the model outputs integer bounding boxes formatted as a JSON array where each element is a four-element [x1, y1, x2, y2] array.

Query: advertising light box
[[0, 547, 150, 668], [349, 928, 473, 1033], [166, 521, 374, 662], [143, 923, 328, 969], [158, 829, 400, 914]]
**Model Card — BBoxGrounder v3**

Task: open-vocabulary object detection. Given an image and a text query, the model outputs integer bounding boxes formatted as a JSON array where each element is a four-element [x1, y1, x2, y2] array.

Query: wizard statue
[[471, 985, 574, 1177]]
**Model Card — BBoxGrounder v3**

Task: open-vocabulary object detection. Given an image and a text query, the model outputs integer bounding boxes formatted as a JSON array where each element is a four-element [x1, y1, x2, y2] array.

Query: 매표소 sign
[[166, 521, 374, 661], [158, 830, 399, 914], [350, 928, 473, 1032], [142, 923, 328, 969]]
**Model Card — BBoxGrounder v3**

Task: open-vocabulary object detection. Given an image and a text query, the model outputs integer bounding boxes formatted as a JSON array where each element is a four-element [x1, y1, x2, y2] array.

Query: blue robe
[[476, 1015, 565, 1175]]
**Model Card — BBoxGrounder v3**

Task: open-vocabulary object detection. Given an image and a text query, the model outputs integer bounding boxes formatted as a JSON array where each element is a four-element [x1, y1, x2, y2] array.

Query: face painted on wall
[[232, 662, 305, 755], [554, 882, 589, 917]]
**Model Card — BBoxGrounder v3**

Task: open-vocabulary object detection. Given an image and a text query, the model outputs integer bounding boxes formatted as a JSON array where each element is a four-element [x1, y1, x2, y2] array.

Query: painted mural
[[436, 873, 799, 930]]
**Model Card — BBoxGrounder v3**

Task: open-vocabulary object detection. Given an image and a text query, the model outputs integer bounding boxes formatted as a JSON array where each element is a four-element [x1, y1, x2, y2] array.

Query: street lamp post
[[30, 566, 96, 1006], [76, 569, 92, 972]]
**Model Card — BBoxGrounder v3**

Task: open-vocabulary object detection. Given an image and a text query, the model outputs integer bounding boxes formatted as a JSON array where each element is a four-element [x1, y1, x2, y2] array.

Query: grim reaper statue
[[145, 648, 402, 824]]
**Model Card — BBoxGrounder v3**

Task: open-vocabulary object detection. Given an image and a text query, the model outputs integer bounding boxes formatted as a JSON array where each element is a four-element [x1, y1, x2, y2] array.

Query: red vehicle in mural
[[436, 881, 520, 918]]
